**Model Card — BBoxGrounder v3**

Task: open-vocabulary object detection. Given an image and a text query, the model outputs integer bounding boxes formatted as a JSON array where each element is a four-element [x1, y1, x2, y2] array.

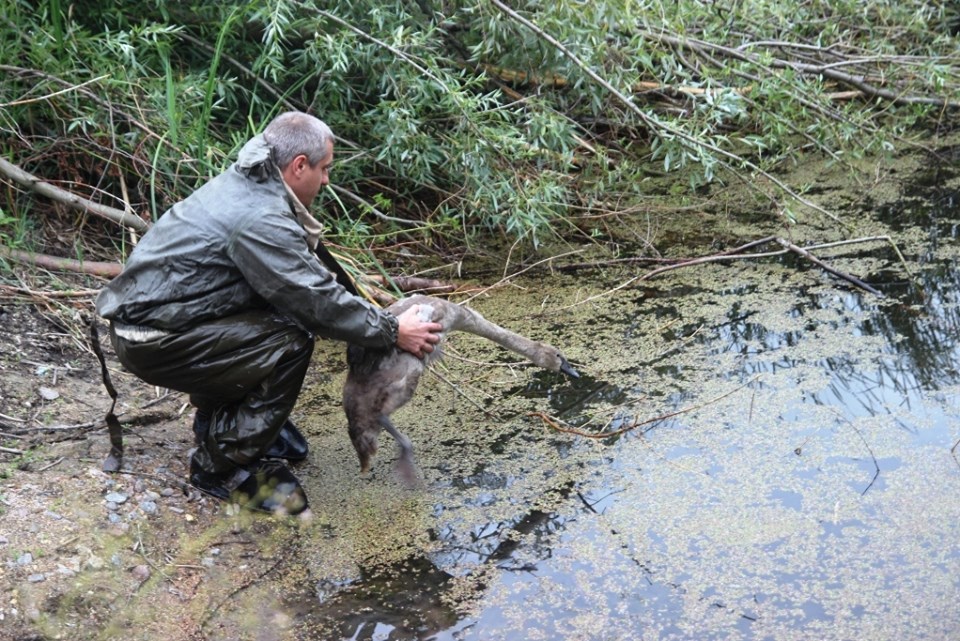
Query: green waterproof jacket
[[95, 135, 399, 348]]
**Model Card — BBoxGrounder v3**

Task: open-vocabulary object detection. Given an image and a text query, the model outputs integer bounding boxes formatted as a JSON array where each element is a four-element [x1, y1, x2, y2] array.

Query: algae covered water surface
[[281, 152, 960, 641]]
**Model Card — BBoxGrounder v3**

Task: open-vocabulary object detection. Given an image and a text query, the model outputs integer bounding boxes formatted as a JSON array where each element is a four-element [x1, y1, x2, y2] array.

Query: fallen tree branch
[[558, 235, 900, 311], [0, 156, 149, 233], [0, 65, 173, 154], [776, 238, 883, 297], [0, 73, 110, 108], [0, 246, 121, 278], [362, 274, 457, 295], [480, 63, 754, 96]]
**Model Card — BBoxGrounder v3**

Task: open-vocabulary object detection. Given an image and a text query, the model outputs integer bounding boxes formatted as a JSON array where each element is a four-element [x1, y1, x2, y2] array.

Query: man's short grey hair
[[263, 111, 334, 169]]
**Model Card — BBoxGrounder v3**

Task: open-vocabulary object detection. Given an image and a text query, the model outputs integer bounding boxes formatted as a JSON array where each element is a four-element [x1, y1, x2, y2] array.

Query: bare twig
[[0, 284, 101, 300], [0, 74, 109, 108]]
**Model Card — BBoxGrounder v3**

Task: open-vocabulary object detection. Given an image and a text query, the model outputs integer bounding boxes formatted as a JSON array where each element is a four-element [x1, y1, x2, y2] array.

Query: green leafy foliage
[[0, 0, 957, 257]]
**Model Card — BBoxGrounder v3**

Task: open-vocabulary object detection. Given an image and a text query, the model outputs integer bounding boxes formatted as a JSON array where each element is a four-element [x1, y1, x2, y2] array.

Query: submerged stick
[[532, 376, 758, 440]]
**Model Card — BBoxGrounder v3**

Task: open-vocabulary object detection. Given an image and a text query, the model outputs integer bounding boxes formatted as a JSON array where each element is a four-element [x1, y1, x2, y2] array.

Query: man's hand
[[395, 305, 442, 358]]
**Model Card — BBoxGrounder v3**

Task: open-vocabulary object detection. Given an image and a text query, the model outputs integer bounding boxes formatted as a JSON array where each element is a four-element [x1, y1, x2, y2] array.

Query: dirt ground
[[0, 296, 322, 641]]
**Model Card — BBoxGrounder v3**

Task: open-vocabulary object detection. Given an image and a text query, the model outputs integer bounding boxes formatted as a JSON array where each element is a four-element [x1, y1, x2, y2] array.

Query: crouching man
[[96, 111, 441, 515]]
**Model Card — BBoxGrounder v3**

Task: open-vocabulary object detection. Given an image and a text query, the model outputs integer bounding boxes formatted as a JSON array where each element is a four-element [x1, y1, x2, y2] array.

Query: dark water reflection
[[288, 169, 960, 640]]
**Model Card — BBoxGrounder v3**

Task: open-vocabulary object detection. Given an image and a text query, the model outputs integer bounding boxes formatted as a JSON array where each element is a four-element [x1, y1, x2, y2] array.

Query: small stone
[[0, 535, 7, 545], [104, 492, 128, 505], [201, 557, 215, 568], [56, 565, 76, 578], [131, 565, 150, 582], [144, 490, 160, 501], [139, 501, 158, 516], [210, 548, 221, 557], [105, 502, 119, 512], [16, 553, 32, 566], [27, 573, 45, 583], [44, 510, 63, 521], [160, 488, 176, 498], [38, 386, 59, 401], [107, 512, 121, 524], [184, 514, 195, 522], [168, 506, 184, 514]]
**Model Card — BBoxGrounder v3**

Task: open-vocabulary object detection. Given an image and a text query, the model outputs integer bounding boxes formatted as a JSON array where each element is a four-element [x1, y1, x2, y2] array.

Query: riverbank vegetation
[[1, 0, 958, 271]]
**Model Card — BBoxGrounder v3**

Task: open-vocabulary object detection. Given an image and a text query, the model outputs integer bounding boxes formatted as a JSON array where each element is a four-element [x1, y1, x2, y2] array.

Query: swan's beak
[[559, 357, 580, 379]]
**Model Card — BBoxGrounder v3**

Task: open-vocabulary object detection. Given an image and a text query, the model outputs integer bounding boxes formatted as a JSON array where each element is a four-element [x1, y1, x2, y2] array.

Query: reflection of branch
[[201, 554, 285, 632], [832, 411, 880, 496]]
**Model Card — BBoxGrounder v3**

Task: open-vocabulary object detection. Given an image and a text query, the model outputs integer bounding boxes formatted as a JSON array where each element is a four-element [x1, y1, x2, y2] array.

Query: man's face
[[285, 140, 334, 207]]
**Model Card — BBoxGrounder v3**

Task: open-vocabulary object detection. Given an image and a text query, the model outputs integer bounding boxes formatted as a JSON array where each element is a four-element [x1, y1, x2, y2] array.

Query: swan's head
[[533, 345, 579, 378], [559, 356, 579, 378]]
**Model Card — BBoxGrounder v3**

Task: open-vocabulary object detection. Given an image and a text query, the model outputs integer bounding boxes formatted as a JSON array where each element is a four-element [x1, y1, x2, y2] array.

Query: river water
[[287, 148, 960, 640]]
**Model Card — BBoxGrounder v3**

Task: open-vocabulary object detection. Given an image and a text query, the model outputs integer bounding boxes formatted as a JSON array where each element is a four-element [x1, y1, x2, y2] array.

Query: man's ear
[[292, 154, 309, 176]]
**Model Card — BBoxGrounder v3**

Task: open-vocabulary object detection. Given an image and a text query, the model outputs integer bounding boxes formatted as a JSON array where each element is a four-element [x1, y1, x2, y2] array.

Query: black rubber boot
[[189, 458, 309, 515], [265, 420, 309, 461]]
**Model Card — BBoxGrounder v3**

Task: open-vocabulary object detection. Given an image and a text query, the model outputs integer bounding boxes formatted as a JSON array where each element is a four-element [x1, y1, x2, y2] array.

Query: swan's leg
[[378, 415, 419, 486]]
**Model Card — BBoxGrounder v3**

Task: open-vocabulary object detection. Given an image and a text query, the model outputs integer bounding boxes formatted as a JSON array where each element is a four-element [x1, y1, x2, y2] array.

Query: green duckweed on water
[[200, 146, 960, 640]]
